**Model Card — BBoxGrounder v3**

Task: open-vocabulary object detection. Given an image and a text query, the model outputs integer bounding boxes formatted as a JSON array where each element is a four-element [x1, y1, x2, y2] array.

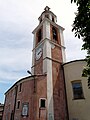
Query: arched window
[[17, 101, 20, 109], [45, 14, 49, 19], [19, 83, 22, 92], [39, 98, 46, 108], [52, 27, 57, 41], [52, 16, 54, 22], [37, 28, 42, 43]]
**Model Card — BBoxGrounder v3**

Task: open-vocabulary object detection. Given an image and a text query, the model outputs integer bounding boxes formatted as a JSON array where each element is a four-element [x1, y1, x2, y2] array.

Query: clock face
[[36, 47, 42, 60]]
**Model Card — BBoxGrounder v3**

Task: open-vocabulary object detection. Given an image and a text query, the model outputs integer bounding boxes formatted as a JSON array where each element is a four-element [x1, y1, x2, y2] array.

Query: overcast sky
[[0, 0, 86, 103]]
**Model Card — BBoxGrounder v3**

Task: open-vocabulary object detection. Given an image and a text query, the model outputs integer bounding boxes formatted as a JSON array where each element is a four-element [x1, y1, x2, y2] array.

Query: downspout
[[61, 64, 69, 120], [2, 103, 5, 120], [13, 85, 18, 120]]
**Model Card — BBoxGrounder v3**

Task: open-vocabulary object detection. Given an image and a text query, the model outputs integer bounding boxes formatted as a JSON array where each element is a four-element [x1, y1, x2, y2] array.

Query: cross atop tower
[[44, 6, 50, 11], [38, 6, 57, 24]]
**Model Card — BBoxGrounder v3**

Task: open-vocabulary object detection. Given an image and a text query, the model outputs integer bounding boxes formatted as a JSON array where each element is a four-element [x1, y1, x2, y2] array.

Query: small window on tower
[[52, 27, 58, 41], [52, 16, 54, 22], [39, 98, 46, 108], [37, 28, 42, 43], [45, 14, 49, 19]]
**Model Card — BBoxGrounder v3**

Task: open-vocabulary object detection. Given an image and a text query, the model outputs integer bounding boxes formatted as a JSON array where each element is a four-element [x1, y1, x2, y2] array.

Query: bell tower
[[31, 6, 67, 120]]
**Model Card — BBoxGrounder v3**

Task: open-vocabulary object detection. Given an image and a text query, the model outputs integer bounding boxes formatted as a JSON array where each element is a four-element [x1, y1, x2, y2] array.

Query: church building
[[3, 6, 90, 120]]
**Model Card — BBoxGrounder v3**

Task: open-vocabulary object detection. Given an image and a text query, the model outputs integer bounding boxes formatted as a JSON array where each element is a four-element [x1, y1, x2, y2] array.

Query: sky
[[0, 0, 86, 103]]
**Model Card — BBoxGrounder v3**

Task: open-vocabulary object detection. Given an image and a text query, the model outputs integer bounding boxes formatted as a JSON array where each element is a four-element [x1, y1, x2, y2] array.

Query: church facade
[[3, 7, 90, 120]]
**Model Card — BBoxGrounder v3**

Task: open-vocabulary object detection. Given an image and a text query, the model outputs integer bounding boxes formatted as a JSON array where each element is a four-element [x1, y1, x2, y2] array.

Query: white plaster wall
[[43, 39, 54, 120], [43, 22, 46, 40], [46, 22, 50, 39], [47, 58, 54, 120], [43, 21, 50, 40], [42, 14, 44, 20], [49, 14, 52, 21], [33, 33, 36, 48], [43, 40, 47, 74], [31, 33, 36, 74], [54, 17, 57, 23]]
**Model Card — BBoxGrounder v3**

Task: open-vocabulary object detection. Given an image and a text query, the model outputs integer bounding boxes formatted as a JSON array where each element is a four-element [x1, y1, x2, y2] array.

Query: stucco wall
[[64, 60, 90, 120], [3, 76, 47, 120]]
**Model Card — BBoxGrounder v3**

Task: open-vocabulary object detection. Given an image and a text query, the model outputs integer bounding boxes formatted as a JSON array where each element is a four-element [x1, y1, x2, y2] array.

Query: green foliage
[[71, 0, 90, 87]]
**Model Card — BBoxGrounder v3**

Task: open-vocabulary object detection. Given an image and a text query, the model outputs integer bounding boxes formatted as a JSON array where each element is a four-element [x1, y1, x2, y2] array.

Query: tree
[[71, 0, 90, 87]]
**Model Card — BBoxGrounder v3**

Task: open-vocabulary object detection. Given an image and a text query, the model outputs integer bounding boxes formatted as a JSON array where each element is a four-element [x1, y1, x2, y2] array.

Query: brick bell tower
[[31, 6, 68, 120]]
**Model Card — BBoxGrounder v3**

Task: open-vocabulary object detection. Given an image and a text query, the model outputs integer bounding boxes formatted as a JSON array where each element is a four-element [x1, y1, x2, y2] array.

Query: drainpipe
[[13, 85, 18, 120], [61, 64, 69, 120], [27, 70, 36, 93], [2, 103, 4, 120]]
